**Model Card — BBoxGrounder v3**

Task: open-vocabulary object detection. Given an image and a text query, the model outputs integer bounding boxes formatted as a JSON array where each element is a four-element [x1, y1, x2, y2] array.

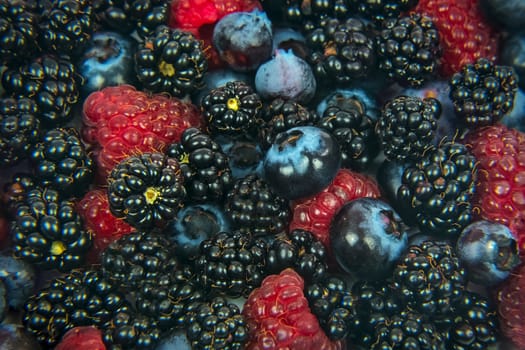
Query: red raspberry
[[76, 188, 134, 263], [412, 0, 500, 77], [55, 326, 106, 350], [242, 268, 343, 350], [463, 124, 525, 256], [289, 169, 381, 251], [81, 85, 203, 180], [168, 0, 262, 69]]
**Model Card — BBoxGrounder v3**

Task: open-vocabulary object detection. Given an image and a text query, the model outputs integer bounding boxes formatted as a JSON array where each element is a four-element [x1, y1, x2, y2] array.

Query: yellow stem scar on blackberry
[[227, 97, 240, 111], [159, 60, 175, 77], [144, 186, 160, 204], [50, 241, 66, 256]]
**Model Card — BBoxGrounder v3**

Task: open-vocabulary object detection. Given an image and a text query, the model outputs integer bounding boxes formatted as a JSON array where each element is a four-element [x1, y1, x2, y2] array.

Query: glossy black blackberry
[[348, 0, 419, 22], [0, 0, 39, 64], [258, 97, 319, 150], [376, 13, 440, 87], [266, 229, 328, 283], [101, 230, 179, 289], [201, 80, 263, 137], [1, 54, 82, 127], [23, 268, 129, 348], [107, 152, 186, 229], [184, 297, 248, 350], [135, 25, 207, 98], [449, 58, 518, 128], [376, 95, 441, 162], [317, 94, 379, 171], [38, 0, 94, 57], [0, 97, 40, 166], [135, 266, 206, 331], [3, 173, 37, 214], [304, 16, 377, 85], [224, 173, 291, 236], [103, 308, 162, 350], [10, 185, 92, 271], [396, 140, 477, 237], [272, 0, 352, 25], [30, 127, 94, 198], [193, 230, 268, 298], [305, 274, 355, 340], [391, 241, 467, 319], [166, 127, 233, 203]]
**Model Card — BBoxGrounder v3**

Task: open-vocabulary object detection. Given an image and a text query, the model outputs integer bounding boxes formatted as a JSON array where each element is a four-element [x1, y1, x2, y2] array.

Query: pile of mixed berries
[[1, 0, 525, 349]]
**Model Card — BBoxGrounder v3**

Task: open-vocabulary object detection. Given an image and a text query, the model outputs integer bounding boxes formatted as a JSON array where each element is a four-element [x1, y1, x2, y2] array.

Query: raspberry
[[289, 169, 381, 251], [242, 268, 343, 350], [81, 85, 203, 179], [413, 0, 500, 77], [55, 326, 106, 350], [496, 263, 525, 349], [462, 124, 525, 256]]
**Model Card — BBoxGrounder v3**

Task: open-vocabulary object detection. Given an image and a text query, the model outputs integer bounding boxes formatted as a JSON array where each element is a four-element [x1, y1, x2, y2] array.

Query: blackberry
[[214, 134, 265, 179], [3, 173, 37, 214], [376, 95, 441, 162], [305, 274, 355, 340], [38, 0, 94, 57], [396, 139, 477, 237], [23, 268, 129, 348], [0, 0, 39, 64], [224, 174, 291, 237], [103, 308, 162, 350], [449, 58, 518, 128], [10, 184, 92, 271], [101, 230, 179, 289], [317, 93, 379, 170], [193, 230, 268, 298], [274, 0, 352, 25], [258, 97, 319, 150], [348, 0, 419, 22], [391, 241, 467, 320], [30, 127, 94, 198], [304, 16, 377, 85], [0, 96, 40, 166], [201, 80, 263, 137], [376, 13, 441, 87], [166, 127, 233, 203], [1, 54, 82, 127], [184, 296, 248, 350], [135, 25, 207, 98], [107, 152, 186, 229], [266, 229, 328, 282]]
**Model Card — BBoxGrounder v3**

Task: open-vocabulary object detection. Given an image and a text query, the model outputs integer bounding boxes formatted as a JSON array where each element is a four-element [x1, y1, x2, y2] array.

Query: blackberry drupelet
[[266, 229, 328, 283], [304, 16, 377, 85], [135, 25, 207, 98], [0, 0, 39, 64], [193, 230, 268, 298], [166, 127, 233, 203], [107, 152, 186, 229], [376, 95, 441, 162], [104, 308, 162, 349], [396, 139, 477, 237], [348, 0, 419, 22], [10, 184, 92, 271], [316, 94, 379, 171], [101, 230, 179, 289], [0, 97, 40, 166], [30, 127, 94, 198], [224, 173, 291, 236], [1, 54, 82, 127], [376, 13, 441, 87], [23, 268, 129, 348], [184, 296, 248, 350], [449, 58, 518, 128], [201, 80, 263, 137]]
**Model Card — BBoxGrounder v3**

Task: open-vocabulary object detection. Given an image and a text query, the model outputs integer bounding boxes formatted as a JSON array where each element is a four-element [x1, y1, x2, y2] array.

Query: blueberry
[[272, 27, 308, 59], [255, 49, 317, 103], [215, 135, 264, 179], [479, 0, 525, 31], [263, 126, 341, 200], [77, 31, 137, 96], [456, 220, 520, 286], [316, 88, 380, 121], [501, 88, 525, 132], [0, 279, 6, 322], [155, 330, 191, 350], [213, 10, 273, 72], [330, 197, 409, 280], [501, 32, 525, 90], [0, 253, 35, 310]]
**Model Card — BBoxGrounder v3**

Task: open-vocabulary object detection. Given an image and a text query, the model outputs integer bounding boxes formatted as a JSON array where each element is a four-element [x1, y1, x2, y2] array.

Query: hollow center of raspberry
[[159, 60, 176, 77], [227, 98, 240, 111], [144, 187, 160, 204], [50, 241, 66, 255]]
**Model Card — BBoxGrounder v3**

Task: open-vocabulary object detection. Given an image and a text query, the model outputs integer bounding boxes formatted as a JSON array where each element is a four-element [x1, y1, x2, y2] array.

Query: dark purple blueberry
[[456, 220, 520, 286], [316, 88, 379, 121], [155, 329, 191, 350], [212, 9, 273, 72], [330, 198, 409, 280], [255, 49, 317, 103], [479, 0, 525, 31], [272, 27, 308, 59], [501, 88, 525, 132], [501, 32, 525, 90], [214, 135, 264, 179], [263, 126, 341, 200], [0, 253, 35, 310]]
